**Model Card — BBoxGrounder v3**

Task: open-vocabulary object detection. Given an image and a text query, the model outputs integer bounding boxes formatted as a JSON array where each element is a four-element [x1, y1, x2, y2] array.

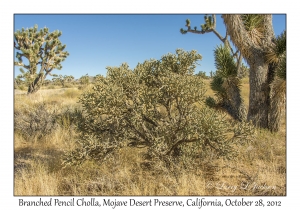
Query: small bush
[[56, 107, 84, 131], [14, 102, 57, 141], [205, 96, 217, 108]]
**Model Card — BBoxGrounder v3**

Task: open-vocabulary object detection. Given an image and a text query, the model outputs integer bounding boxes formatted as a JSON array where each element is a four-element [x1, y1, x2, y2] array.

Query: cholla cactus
[[63, 49, 254, 167], [14, 24, 69, 94]]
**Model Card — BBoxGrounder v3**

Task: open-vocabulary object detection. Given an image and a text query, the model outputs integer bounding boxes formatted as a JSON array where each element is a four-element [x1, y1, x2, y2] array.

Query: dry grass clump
[[14, 162, 61, 196], [62, 88, 81, 99], [14, 81, 286, 196]]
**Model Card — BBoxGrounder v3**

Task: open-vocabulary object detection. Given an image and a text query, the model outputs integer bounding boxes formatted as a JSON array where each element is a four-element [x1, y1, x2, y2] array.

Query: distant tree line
[[14, 73, 103, 90]]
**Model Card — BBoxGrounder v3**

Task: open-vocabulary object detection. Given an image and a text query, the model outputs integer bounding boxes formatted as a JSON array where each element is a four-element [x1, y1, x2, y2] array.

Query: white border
[[2, 0, 297, 209]]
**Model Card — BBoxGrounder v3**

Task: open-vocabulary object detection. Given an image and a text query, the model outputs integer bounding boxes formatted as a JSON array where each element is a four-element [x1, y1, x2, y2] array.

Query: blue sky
[[14, 14, 286, 79]]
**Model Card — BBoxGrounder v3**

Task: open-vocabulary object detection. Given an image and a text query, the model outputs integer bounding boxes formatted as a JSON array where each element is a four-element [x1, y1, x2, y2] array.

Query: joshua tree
[[64, 75, 75, 85], [52, 74, 74, 87], [238, 63, 250, 79], [220, 15, 274, 128], [181, 15, 286, 131], [181, 15, 246, 121], [14, 75, 24, 89], [14, 24, 69, 94], [180, 15, 244, 76], [266, 31, 286, 132], [206, 44, 247, 121]]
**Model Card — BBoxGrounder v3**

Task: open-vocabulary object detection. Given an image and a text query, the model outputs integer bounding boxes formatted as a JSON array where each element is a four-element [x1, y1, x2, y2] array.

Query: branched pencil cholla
[[63, 49, 255, 167]]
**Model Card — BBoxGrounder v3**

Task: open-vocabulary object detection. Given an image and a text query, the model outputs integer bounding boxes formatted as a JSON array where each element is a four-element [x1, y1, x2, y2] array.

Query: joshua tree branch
[[14, 62, 30, 70], [185, 28, 214, 35], [183, 15, 238, 61], [14, 41, 21, 50], [212, 29, 226, 43]]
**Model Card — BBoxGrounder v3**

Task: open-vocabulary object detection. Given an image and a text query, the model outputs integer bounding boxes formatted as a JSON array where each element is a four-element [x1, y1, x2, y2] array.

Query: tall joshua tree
[[181, 15, 286, 131], [221, 15, 276, 128], [14, 24, 69, 94]]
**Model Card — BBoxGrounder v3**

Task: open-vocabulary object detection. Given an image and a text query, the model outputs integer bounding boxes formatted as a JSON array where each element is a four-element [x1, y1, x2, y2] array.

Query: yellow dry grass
[[14, 81, 286, 196]]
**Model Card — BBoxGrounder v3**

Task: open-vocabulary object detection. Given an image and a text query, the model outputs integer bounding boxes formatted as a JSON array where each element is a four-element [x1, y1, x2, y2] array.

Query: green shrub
[[205, 96, 217, 108], [63, 49, 255, 167]]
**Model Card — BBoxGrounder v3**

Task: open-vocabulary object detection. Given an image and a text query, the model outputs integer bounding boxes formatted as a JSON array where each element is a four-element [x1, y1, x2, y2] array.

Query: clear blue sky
[[14, 14, 286, 79]]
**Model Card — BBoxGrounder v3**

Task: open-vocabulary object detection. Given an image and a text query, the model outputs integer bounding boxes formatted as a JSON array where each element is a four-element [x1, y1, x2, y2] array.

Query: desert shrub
[[63, 49, 255, 167], [14, 102, 57, 141], [79, 74, 90, 86], [55, 107, 84, 131], [205, 96, 217, 108]]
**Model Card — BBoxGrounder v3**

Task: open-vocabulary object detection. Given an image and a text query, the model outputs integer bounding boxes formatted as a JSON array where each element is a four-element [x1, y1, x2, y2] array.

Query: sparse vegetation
[[13, 14, 286, 196], [52, 75, 75, 88], [195, 71, 209, 79]]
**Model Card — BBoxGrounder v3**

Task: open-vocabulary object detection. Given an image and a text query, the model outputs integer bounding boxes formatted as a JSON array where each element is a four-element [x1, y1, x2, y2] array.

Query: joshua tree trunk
[[247, 52, 269, 128], [222, 14, 275, 129], [27, 74, 45, 95]]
